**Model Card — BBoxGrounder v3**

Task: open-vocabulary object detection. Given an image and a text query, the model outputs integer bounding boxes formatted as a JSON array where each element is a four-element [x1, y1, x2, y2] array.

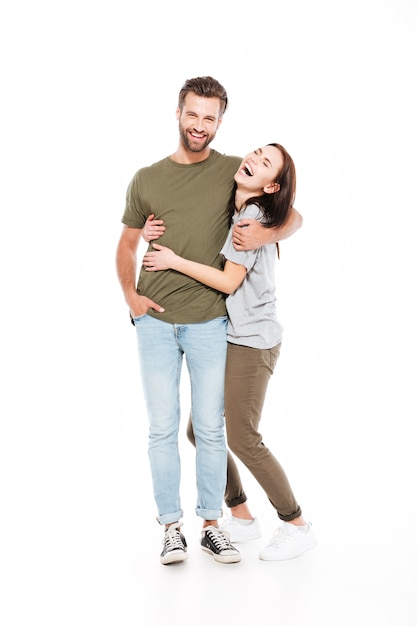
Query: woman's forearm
[[172, 257, 246, 295]]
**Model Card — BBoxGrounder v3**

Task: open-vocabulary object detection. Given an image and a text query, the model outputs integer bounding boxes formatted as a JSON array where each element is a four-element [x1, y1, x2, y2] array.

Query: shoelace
[[164, 527, 184, 551], [206, 528, 233, 552], [268, 525, 295, 547]]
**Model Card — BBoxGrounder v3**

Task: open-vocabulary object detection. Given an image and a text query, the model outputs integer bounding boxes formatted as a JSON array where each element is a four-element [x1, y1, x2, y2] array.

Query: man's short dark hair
[[178, 76, 228, 116]]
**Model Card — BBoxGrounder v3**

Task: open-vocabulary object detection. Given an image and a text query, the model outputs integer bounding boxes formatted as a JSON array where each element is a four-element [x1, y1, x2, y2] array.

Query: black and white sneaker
[[201, 525, 241, 563], [160, 522, 188, 565]]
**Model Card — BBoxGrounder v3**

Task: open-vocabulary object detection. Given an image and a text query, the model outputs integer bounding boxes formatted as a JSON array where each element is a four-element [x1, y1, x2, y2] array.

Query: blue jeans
[[132, 314, 228, 525]]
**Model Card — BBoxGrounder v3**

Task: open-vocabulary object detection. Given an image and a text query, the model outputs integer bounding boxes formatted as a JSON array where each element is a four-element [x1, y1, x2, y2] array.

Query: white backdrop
[[1, 1, 416, 624]]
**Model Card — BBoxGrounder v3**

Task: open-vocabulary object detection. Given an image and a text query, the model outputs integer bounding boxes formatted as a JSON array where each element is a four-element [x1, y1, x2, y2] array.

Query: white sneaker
[[219, 516, 261, 542], [259, 522, 318, 561]]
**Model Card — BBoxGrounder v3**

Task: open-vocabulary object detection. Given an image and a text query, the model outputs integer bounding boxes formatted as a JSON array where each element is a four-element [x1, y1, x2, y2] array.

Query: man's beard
[[179, 126, 213, 153]]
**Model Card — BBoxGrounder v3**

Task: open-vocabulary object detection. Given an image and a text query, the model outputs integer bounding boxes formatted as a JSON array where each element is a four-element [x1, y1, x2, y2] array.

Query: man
[[116, 76, 301, 565]]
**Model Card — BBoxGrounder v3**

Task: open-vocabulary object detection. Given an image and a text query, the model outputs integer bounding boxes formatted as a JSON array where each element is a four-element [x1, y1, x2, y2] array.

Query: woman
[[143, 143, 317, 561]]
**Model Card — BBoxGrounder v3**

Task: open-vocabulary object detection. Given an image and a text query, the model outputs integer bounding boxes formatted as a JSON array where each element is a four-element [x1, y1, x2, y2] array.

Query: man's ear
[[175, 107, 181, 121], [263, 182, 280, 194]]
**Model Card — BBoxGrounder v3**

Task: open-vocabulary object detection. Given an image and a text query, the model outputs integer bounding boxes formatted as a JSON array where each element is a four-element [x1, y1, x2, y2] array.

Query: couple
[[116, 76, 317, 565]]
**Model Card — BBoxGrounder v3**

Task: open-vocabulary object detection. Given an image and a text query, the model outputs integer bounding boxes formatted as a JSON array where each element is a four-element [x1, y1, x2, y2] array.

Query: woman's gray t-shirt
[[220, 204, 283, 349]]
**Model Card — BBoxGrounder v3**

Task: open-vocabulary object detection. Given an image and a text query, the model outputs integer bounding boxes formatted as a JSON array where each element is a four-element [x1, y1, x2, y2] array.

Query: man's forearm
[[116, 246, 139, 308], [233, 207, 303, 250], [269, 207, 303, 243], [116, 226, 143, 307]]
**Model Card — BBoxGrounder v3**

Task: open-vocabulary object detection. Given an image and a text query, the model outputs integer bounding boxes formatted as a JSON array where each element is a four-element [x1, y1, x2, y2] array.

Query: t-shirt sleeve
[[220, 205, 262, 271], [121, 171, 147, 228]]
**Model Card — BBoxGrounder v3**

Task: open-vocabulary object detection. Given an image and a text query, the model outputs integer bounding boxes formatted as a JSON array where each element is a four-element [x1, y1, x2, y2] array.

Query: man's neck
[[171, 145, 212, 165]]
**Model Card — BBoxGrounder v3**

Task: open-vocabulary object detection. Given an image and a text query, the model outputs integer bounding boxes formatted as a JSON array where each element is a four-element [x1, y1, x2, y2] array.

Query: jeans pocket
[[130, 312, 147, 325]]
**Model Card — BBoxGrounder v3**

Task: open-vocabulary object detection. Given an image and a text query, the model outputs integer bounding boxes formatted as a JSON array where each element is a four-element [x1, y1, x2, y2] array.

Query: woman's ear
[[263, 182, 280, 194]]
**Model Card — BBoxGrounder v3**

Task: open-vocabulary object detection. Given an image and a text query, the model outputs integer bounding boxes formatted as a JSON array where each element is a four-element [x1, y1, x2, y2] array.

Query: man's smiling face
[[177, 92, 223, 153]]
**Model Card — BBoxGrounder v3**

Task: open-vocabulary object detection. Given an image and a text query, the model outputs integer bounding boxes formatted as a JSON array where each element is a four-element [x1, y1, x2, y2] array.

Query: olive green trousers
[[187, 341, 301, 521]]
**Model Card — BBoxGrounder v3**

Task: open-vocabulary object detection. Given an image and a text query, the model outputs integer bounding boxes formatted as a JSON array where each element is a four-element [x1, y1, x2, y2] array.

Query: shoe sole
[[201, 546, 241, 563], [259, 540, 318, 561], [160, 551, 188, 565]]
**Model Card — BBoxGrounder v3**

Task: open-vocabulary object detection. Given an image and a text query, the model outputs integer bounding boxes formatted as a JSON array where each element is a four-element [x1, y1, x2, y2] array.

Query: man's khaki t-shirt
[[122, 150, 241, 324]]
